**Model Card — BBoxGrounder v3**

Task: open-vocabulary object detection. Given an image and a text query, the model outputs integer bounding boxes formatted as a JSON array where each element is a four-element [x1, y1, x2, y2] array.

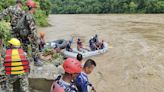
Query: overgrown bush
[[0, 21, 11, 45], [34, 9, 49, 27]]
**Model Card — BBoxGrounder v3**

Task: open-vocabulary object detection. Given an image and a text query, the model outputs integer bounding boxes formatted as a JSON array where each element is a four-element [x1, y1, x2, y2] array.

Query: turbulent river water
[[32, 14, 164, 92]]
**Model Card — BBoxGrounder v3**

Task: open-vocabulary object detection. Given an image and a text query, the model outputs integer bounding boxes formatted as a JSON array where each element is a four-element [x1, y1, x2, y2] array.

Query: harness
[[52, 75, 79, 92]]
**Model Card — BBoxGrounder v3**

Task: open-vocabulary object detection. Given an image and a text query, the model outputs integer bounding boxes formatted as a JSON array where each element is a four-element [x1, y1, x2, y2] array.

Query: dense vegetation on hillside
[[50, 0, 164, 14]]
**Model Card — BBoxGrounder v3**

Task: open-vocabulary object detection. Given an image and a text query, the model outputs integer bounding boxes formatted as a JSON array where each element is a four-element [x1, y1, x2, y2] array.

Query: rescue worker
[[0, 0, 24, 38], [51, 58, 82, 92], [39, 32, 45, 52], [93, 34, 99, 44], [0, 39, 3, 66], [75, 59, 96, 92], [18, 0, 42, 66], [99, 40, 104, 49], [77, 38, 89, 52], [93, 34, 102, 49], [66, 40, 73, 52], [76, 53, 83, 62], [77, 38, 83, 51], [89, 37, 97, 51], [0, 39, 6, 91], [4, 38, 30, 92]]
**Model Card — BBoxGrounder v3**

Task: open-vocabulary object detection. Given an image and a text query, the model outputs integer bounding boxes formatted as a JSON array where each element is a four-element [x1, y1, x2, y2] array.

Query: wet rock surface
[[29, 53, 64, 92]]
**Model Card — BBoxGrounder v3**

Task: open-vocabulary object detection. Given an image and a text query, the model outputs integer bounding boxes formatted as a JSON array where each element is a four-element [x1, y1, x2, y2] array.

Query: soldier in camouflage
[[17, 0, 43, 66], [0, 0, 24, 38]]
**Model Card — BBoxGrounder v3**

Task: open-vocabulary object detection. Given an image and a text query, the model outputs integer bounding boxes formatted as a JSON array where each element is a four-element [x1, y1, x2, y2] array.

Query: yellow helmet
[[8, 38, 21, 47]]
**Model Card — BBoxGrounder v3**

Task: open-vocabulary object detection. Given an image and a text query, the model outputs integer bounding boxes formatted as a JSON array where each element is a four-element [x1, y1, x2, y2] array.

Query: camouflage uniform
[[0, 39, 3, 67], [18, 13, 41, 65], [0, 5, 24, 38], [0, 39, 5, 91], [6, 74, 29, 92]]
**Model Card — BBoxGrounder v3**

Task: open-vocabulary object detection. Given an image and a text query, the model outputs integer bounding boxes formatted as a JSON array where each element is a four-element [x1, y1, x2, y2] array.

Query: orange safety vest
[[4, 48, 30, 75]]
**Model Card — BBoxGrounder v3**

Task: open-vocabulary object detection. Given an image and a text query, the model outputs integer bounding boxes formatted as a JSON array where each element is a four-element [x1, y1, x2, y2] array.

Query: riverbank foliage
[[51, 0, 164, 14]]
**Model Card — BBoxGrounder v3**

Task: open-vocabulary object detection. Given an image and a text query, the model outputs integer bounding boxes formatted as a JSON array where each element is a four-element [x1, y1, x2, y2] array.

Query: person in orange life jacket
[[66, 40, 73, 52], [4, 38, 30, 92], [75, 59, 96, 92], [51, 58, 82, 92], [39, 32, 45, 52]]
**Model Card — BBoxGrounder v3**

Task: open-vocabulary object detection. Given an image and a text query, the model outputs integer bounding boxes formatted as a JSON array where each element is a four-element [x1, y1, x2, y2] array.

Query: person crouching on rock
[[4, 38, 30, 92], [51, 58, 82, 92]]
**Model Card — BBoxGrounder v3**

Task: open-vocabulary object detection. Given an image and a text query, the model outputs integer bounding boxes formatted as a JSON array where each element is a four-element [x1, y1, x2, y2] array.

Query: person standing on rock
[[0, 0, 24, 38], [39, 32, 46, 52], [17, 0, 42, 66], [3, 38, 30, 92], [75, 59, 97, 92], [51, 58, 82, 92]]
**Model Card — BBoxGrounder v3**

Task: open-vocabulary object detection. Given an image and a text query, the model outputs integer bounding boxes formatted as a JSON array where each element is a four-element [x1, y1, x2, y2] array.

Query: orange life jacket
[[4, 48, 30, 75]]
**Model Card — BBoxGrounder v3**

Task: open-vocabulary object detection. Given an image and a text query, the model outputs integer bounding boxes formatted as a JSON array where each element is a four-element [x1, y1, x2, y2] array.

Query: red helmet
[[26, 0, 37, 8], [63, 58, 82, 74]]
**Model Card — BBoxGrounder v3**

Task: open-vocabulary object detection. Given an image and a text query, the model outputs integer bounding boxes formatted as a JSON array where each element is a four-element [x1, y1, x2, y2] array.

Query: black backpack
[[15, 13, 30, 37]]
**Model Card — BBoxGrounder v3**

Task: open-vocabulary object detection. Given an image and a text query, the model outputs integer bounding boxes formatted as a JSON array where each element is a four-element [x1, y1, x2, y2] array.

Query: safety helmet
[[26, 0, 37, 8], [39, 32, 45, 38], [63, 58, 82, 74], [8, 38, 21, 47]]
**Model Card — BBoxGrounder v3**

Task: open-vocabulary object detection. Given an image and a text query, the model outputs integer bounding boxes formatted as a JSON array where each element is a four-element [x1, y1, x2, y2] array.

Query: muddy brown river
[[38, 14, 164, 92]]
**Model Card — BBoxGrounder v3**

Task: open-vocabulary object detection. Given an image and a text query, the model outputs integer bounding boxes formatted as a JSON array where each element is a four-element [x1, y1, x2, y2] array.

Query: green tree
[[129, 2, 137, 13]]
